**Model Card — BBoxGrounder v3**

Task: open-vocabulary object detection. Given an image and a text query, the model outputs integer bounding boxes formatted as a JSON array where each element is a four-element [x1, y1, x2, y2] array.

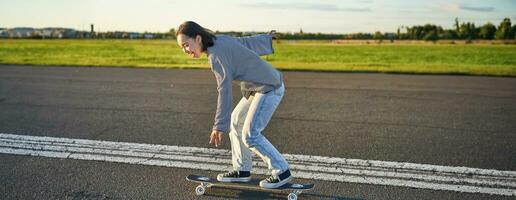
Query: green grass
[[1, 39, 515, 76]]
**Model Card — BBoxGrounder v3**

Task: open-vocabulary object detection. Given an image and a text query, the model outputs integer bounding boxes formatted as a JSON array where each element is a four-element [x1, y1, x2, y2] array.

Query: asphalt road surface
[[1, 65, 515, 200]]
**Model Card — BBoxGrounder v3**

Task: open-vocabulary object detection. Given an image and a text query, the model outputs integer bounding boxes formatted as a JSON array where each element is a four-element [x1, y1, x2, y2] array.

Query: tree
[[459, 22, 477, 40], [423, 30, 438, 42], [424, 24, 442, 40], [512, 25, 516, 39], [374, 31, 383, 42], [168, 28, 176, 39], [406, 26, 424, 40], [495, 18, 512, 40], [455, 18, 460, 34], [439, 29, 458, 39], [479, 22, 496, 39]]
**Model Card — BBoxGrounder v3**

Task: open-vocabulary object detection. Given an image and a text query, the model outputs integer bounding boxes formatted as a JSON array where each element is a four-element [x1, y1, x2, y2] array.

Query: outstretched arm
[[236, 33, 275, 56]]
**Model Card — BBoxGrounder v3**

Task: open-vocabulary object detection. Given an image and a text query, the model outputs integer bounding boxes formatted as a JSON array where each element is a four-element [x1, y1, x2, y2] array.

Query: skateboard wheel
[[288, 193, 297, 200], [195, 185, 206, 196]]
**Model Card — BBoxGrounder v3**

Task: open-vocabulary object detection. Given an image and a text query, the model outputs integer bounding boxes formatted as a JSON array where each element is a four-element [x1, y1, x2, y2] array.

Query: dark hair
[[176, 21, 216, 52]]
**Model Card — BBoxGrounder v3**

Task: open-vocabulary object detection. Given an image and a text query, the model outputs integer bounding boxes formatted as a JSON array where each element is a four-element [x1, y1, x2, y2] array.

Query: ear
[[195, 35, 202, 44]]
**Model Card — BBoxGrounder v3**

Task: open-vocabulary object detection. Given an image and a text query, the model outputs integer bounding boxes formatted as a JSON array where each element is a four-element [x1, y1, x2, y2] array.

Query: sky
[[1, 0, 515, 34]]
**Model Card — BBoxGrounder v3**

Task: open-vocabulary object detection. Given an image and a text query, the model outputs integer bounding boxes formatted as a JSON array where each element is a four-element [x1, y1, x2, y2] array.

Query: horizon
[[1, 0, 515, 34]]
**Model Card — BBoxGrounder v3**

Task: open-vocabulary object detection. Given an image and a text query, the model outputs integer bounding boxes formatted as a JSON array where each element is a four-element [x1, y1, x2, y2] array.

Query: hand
[[209, 130, 223, 147], [269, 30, 279, 40]]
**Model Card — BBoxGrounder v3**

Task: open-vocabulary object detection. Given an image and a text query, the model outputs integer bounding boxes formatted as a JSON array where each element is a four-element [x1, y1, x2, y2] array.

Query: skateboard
[[186, 174, 314, 200]]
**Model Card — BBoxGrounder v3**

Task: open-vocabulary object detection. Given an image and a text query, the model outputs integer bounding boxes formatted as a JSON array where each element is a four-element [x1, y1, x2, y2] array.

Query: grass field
[[1, 39, 515, 76]]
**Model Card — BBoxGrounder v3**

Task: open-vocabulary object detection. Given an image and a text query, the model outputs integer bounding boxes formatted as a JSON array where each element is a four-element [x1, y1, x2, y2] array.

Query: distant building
[[62, 28, 76, 38], [128, 32, 140, 39], [11, 27, 34, 38], [113, 31, 124, 39], [41, 28, 53, 38], [143, 33, 154, 39], [0, 29, 9, 38], [0, 27, 161, 39]]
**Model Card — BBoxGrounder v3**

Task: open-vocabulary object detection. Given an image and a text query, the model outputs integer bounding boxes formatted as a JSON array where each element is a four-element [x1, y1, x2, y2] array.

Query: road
[[1, 65, 515, 199]]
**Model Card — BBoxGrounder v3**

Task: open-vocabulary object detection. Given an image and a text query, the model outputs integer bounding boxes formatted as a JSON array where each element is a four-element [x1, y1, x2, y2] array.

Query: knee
[[242, 138, 255, 148], [242, 132, 260, 148]]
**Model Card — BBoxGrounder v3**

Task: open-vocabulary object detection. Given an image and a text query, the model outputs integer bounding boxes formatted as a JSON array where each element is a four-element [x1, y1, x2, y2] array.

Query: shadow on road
[[204, 187, 363, 200]]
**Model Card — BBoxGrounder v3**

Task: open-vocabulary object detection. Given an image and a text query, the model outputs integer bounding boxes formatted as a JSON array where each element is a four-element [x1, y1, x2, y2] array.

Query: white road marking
[[1, 133, 515, 196]]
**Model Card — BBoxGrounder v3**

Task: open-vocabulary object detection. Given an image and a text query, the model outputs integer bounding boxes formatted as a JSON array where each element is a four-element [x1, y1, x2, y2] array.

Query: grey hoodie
[[207, 34, 283, 133]]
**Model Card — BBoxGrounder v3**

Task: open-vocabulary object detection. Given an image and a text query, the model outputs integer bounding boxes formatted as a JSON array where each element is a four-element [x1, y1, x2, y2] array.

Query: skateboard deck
[[186, 174, 314, 200]]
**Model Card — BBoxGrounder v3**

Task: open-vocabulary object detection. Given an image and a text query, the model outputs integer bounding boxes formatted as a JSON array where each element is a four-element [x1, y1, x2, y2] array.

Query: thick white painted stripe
[[3, 133, 514, 178], [2, 139, 515, 188], [1, 133, 515, 196], [2, 146, 516, 196]]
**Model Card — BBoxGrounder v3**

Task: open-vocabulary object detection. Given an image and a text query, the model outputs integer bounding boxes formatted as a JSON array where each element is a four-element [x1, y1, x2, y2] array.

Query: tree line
[[280, 18, 516, 41]]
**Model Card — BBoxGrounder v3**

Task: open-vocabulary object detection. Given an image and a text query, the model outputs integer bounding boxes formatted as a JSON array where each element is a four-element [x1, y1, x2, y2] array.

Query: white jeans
[[229, 83, 289, 176]]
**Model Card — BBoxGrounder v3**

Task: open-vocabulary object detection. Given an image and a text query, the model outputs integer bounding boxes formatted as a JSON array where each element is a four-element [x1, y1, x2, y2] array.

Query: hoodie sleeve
[[236, 34, 274, 56], [209, 55, 233, 133]]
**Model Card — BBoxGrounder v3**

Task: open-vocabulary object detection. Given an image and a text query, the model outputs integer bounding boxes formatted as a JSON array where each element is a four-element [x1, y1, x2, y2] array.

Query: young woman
[[176, 21, 292, 189]]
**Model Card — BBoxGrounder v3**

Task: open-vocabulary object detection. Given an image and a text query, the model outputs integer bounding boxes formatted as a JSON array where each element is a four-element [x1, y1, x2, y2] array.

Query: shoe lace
[[265, 175, 277, 182], [224, 171, 238, 177]]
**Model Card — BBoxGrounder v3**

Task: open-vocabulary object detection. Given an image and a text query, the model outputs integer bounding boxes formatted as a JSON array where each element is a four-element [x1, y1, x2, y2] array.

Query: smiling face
[[177, 34, 203, 58]]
